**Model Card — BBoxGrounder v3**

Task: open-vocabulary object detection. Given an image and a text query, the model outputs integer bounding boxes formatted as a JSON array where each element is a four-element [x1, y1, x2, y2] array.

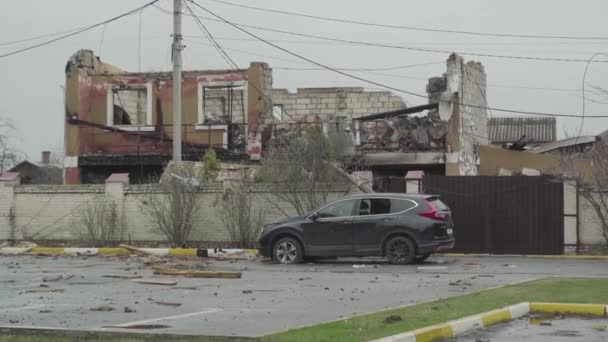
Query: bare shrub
[[140, 164, 202, 247], [259, 126, 342, 216], [561, 141, 608, 246], [71, 196, 117, 246], [218, 181, 265, 248], [0, 118, 20, 173]]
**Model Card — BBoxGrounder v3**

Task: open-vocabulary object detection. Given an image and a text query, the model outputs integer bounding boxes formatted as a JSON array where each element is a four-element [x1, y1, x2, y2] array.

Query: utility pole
[[172, 0, 183, 166]]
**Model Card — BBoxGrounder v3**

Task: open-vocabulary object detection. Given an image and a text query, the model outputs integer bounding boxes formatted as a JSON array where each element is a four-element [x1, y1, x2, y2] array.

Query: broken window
[[272, 104, 284, 121], [200, 85, 245, 124], [113, 87, 148, 125]]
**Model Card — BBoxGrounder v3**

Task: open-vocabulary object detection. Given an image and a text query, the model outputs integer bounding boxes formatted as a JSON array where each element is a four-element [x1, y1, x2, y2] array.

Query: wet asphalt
[[0, 254, 607, 337]]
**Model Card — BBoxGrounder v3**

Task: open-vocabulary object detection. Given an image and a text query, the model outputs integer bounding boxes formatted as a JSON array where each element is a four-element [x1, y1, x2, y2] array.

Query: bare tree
[[561, 141, 608, 246], [217, 181, 266, 248], [0, 118, 19, 173], [140, 164, 202, 247], [259, 125, 343, 216], [71, 196, 118, 246]]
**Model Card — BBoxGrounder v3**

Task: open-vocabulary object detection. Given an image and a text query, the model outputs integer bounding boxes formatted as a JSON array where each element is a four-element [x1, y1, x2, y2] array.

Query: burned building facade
[[352, 54, 489, 189], [64, 50, 272, 184]]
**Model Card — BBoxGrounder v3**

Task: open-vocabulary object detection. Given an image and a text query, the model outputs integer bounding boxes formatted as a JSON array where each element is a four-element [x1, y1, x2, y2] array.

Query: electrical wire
[[157, 3, 608, 64], [578, 53, 608, 144], [188, 0, 425, 101], [205, 0, 608, 41], [0, 0, 160, 59], [184, 1, 297, 121], [188, 0, 608, 119]]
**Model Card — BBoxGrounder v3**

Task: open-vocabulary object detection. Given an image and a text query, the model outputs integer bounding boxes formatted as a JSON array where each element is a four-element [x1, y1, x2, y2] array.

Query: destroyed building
[[351, 54, 489, 190], [63, 50, 411, 184]]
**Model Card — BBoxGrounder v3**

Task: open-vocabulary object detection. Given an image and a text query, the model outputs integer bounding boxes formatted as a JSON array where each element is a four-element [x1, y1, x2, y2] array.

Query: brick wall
[[271, 87, 405, 121]]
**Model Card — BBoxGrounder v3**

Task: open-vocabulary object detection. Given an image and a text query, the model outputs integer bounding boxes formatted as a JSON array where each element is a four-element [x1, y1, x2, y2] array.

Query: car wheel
[[385, 236, 415, 265], [272, 237, 303, 264], [414, 253, 432, 263]]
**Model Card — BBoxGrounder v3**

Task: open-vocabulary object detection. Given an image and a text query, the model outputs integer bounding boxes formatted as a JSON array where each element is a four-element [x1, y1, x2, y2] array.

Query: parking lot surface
[[448, 315, 608, 341], [1, 255, 607, 337]]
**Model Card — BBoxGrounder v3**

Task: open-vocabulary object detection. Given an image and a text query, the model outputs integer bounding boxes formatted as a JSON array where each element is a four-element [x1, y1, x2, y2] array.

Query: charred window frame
[[197, 81, 246, 125], [106, 82, 153, 131]]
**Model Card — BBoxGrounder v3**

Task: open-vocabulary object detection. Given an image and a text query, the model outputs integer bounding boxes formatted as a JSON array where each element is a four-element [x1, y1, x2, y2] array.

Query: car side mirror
[[309, 213, 319, 221]]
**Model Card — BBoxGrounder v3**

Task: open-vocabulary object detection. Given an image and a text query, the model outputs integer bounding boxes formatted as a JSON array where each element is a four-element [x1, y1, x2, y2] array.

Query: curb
[[439, 253, 608, 260], [0, 247, 258, 257], [370, 302, 607, 342]]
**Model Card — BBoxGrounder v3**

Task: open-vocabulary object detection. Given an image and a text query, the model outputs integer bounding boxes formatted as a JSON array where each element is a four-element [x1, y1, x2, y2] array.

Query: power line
[[205, 0, 608, 41], [0, 0, 160, 59], [188, 0, 608, 119], [184, 1, 296, 121], [171, 6, 608, 64], [578, 53, 608, 143], [187, 0, 426, 101]]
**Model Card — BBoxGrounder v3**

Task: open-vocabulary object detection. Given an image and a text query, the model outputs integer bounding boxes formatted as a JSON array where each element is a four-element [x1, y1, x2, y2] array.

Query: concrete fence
[[0, 173, 356, 247]]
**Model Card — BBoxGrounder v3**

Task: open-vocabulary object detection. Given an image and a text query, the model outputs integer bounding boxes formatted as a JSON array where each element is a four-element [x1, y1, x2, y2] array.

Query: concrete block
[[521, 168, 541, 176]]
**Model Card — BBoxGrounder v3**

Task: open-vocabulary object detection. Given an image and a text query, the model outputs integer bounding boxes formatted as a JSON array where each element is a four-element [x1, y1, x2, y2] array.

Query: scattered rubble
[[90, 304, 115, 312], [152, 301, 182, 307], [43, 274, 75, 282], [153, 266, 242, 279], [24, 288, 64, 294], [103, 275, 142, 280], [383, 314, 403, 324], [132, 278, 177, 286], [123, 306, 136, 313]]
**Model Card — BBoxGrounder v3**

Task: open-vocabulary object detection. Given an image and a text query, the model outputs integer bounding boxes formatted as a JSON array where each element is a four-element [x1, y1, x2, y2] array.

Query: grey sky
[[1, 0, 607, 161]]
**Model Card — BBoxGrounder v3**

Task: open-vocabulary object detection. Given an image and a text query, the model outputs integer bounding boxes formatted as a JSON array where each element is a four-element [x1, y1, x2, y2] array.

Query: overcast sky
[[1, 0, 608, 161]]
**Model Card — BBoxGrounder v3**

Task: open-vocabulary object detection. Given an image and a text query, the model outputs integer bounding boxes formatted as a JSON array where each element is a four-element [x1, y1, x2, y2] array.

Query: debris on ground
[[383, 314, 402, 324], [298, 277, 312, 281], [352, 264, 380, 269], [448, 279, 473, 286], [153, 266, 241, 279], [540, 321, 552, 326], [242, 290, 253, 294], [171, 286, 197, 290], [39, 309, 53, 313], [24, 288, 64, 294], [417, 266, 448, 271], [123, 306, 136, 313], [111, 324, 170, 329], [90, 304, 115, 312], [152, 301, 182, 307], [43, 274, 75, 282], [132, 278, 177, 286], [103, 275, 142, 280], [502, 264, 517, 268]]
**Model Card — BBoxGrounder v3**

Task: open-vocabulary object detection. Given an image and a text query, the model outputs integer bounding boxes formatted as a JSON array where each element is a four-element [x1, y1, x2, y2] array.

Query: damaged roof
[[489, 117, 556, 144]]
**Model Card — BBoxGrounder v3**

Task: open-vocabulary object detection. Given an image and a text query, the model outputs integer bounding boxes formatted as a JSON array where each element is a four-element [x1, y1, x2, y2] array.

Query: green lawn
[[261, 277, 608, 342]]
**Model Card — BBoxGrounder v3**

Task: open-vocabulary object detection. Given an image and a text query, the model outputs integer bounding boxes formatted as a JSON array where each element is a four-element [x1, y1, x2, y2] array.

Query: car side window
[[317, 199, 356, 218], [390, 199, 417, 213], [358, 198, 391, 215]]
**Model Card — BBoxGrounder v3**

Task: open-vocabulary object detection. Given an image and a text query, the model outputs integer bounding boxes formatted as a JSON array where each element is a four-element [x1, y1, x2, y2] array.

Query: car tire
[[414, 253, 432, 264], [385, 236, 416, 265], [272, 237, 304, 264]]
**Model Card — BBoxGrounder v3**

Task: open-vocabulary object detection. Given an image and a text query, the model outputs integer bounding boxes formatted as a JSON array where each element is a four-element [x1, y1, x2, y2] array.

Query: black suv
[[258, 193, 455, 264]]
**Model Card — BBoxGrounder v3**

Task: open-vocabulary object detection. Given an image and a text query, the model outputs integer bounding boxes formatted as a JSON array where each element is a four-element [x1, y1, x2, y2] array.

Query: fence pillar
[[563, 181, 578, 254], [105, 173, 129, 241], [0, 173, 19, 241], [405, 170, 424, 194]]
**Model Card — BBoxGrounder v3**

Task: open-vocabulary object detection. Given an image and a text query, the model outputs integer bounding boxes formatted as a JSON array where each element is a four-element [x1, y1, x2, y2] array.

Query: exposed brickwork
[[271, 87, 405, 121]]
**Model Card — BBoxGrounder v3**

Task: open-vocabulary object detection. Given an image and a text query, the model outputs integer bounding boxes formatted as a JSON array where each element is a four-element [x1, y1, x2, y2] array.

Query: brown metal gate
[[423, 176, 564, 255]]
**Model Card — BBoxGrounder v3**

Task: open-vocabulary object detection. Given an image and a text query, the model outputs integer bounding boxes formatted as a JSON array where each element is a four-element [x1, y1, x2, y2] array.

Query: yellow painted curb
[[531, 302, 606, 317], [480, 308, 511, 327], [30, 247, 64, 254], [97, 247, 129, 255], [414, 324, 453, 342], [168, 248, 198, 256], [244, 249, 259, 255]]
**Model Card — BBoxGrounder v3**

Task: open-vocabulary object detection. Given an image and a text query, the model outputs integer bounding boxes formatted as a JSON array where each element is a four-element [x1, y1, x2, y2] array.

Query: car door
[[352, 198, 418, 255], [352, 198, 390, 255], [301, 198, 356, 257]]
